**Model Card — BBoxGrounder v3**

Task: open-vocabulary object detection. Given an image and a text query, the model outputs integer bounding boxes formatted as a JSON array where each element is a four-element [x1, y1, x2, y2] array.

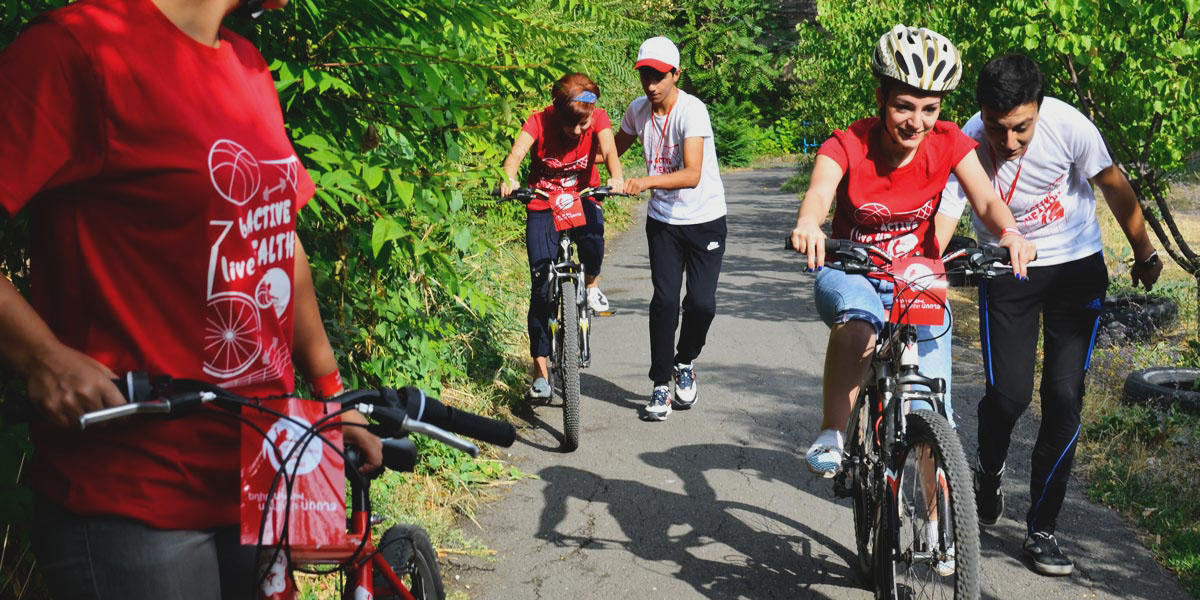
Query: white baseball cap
[[635, 36, 680, 73]]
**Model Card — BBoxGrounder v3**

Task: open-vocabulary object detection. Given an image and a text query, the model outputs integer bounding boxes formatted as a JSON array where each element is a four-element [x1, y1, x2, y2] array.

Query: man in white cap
[[615, 36, 727, 421]]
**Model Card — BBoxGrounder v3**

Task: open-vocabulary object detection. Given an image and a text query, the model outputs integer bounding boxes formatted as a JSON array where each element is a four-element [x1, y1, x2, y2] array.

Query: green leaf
[[371, 217, 405, 257]]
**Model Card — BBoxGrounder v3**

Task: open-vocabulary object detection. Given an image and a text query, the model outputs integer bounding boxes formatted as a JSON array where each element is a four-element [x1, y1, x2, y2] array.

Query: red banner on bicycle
[[550, 191, 587, 231], [240, 398, 346, 554], [890, 256, 948, 326]]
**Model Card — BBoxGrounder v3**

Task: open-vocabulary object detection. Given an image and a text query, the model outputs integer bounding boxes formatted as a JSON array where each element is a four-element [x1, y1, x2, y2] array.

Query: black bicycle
[[791, 238, 1016, 599], [504, 186, 625, 451]]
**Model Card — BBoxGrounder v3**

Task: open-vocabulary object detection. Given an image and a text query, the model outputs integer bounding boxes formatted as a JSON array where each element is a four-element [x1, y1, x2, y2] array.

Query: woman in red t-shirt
[[499, 73, 625, 400], [787, 26, 1036, 479], [0, 0, 381, 597]]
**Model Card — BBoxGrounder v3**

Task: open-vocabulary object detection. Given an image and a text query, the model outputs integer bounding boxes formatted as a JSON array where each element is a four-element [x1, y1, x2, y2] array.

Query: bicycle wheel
[[373, 524, 446, 600], [559, 279, 581, 452], [877, 410, 980, 600], [847, 388, 880, 580]]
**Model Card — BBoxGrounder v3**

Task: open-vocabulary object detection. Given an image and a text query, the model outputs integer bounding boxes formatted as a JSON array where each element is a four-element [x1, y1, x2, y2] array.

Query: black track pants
[[646, 216, 726, 385], [976, 251, 1107, 535]]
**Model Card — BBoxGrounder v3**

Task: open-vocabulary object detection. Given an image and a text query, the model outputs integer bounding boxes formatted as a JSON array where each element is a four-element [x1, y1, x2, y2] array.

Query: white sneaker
[[527, 377, 551, 400], [673, 363, 697, 408], [644, 385, 671, 421], [587, 287, 610, 312], [805, 429, 844, 478]]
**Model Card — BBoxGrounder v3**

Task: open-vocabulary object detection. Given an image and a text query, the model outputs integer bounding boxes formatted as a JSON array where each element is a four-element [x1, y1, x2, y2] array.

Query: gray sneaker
[[528, 377, 551, 400]]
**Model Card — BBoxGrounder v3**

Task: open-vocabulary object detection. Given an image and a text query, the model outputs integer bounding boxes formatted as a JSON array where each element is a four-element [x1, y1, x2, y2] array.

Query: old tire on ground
[[1123, 367, 1200, 414], [1097, 294, 1177, 347]]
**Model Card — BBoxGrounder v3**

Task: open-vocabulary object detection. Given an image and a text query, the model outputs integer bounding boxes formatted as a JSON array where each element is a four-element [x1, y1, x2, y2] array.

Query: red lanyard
[[991, 151, 1025, 206], [651, 101, 675, 173]]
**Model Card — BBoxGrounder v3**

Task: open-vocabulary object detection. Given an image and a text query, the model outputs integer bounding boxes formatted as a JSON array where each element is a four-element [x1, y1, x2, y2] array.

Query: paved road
[[457, 168, 1188, 599]]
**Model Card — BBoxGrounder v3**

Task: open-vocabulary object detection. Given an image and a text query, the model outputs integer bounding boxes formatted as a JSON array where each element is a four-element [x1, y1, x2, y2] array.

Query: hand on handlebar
[[341, 410, 383, 473], [499, 177, 520, 198], [25, 342, 126, 429], [623, 177, 650, 195], [998, 232, 1037, 279], [606, 177, 626, 195], [789, 218, 827, 272]]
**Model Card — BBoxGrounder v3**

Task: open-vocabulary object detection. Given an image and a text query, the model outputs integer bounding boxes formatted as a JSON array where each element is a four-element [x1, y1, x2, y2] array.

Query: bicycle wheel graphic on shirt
[[204, 292, 263, 378], [209, 139, 262, 207]]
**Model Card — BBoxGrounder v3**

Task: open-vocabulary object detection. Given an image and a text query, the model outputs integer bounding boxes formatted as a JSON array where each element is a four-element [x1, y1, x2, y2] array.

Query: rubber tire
[[560, 279, 581, 452], [1098, 294, 1178, 347], [1123, 367, 1200, 414], [849, 388, 879, 580], [373, 524, 446, 600], [878, 410, 981, 599], [942, 236, 978, 288]]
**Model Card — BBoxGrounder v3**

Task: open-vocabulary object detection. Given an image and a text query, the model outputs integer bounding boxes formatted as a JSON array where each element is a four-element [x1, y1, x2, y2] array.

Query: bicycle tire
[[372, 524, 446, 600], [560, 279, 582, 452], [848, 388, 879, 580], [877, 410, 980, 599]]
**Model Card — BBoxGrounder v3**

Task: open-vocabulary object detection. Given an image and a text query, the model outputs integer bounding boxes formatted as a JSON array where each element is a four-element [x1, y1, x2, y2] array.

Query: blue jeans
[[813, 267, 955, 425]]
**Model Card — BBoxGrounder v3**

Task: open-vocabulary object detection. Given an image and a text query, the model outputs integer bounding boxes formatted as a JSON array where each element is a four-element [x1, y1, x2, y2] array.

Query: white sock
[[926, 520, 939, 549], [814, 428, 844, 451]]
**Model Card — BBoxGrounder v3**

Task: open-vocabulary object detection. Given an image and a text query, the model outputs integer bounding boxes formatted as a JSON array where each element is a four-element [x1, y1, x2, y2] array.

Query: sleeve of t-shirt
[[816, 135, 850, 171], [520, 110, 544, 140], [592, 108, 612, 132], [619, 100, 641, 138], [1061, 102, 1113, 178], [0, 20, 105, 218], [946, 122, 979, 167], [681, 99, 714, 139]]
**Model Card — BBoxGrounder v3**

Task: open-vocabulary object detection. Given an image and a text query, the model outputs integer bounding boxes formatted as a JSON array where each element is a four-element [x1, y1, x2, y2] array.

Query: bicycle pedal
[[593, 309, 618, 317], [832, 471, 855, 498]]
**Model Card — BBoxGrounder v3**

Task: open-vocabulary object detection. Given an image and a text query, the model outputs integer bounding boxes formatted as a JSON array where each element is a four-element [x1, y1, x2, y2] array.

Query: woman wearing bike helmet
[[0, 0, 381, 597], [499, 73, 625, 400], [789, 25, 1035, 478]]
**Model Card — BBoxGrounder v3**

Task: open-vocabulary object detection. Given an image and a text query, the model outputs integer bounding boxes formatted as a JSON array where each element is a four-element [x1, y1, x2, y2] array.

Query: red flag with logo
[[240, 398, 345, 553], [550, 191, 587, 231], [890, 256, 948, 326]]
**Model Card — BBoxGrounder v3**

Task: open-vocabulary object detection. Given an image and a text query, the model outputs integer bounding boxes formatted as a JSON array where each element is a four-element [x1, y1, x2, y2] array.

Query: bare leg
[[821, 320, 876, 431], [585, 273, 599, 288], [533, 356, 549, 380]]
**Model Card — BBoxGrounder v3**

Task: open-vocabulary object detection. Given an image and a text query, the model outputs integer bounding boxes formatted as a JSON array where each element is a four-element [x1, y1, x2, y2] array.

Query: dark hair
[[976, 54, 1044, 112], [551, 73, 600, 126]]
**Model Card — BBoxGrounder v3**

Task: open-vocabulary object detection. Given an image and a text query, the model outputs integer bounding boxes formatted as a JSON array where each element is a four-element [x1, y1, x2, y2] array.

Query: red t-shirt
[[0, 0, 315, 529], [520, 105, 611, 211], [819, 118, 976, 260]]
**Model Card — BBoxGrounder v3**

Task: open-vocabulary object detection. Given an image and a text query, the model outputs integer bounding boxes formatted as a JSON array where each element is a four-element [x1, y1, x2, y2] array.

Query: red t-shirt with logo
[[0, 0, 314, 529], [520, 105, 611, 211], [818, 118, 976, 260]]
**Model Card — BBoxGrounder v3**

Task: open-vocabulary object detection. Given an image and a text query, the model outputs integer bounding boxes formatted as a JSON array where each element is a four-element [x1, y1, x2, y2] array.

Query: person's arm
[[500, 131, 535, 196], [614, 128, 637, 157], [788, 154, 844, 270], [292, 238, 382, 471], [932, 212, 959, 256], [0, 274, 125, 429], [625, 136, 704, 194], [952, 151, 1036, 278], [595, 127, 624, 193], [1092, 164, 1161, 289]]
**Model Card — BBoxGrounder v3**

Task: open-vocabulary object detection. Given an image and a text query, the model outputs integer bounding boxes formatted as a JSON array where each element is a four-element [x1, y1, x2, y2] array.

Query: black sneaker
[[1023, 531, 1074, 575], [974, 462, 1004, 526]]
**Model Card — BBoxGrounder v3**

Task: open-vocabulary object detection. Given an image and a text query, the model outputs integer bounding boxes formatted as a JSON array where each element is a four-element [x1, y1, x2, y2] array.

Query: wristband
[[1001, 227, 1024, 238], [311, 369, 344, 399], [1138, 250, 1160, 266]]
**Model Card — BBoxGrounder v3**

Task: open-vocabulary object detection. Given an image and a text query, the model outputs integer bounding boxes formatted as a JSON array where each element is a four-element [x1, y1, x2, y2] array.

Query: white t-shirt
[[620, 90, 727, 225], [939, 96, 1113, 266]]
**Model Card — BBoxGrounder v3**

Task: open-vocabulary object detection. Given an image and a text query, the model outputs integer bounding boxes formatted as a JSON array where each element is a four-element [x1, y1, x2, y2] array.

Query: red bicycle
[[32, 373, 516, 600]]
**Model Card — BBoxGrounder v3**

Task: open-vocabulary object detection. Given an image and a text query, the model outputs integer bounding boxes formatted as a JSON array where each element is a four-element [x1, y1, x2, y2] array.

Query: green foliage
[[709, 99, 766, 167]]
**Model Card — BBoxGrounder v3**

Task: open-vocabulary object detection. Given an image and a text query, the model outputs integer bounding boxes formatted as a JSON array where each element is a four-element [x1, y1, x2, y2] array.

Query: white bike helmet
[[871, 25, 962, 92]]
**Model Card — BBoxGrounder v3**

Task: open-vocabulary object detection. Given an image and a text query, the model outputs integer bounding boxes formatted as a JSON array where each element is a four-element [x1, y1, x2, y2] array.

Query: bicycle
[[790, 238, 1016, 599], [8, 373, 516, 600], [503, 185, 625, 451]]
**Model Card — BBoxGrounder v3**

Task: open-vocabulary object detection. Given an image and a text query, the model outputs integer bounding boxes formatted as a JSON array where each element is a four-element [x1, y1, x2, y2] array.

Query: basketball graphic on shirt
[[884, 233, 920, 258], [855, 203, 893, 226], [255, 268, 292, 318], [208, 139, 261, 207]]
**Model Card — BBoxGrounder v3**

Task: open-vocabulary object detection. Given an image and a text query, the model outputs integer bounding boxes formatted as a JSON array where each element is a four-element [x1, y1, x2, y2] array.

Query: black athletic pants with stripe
[[646, 215, 726, 385], [977, 251, 1107, 535]]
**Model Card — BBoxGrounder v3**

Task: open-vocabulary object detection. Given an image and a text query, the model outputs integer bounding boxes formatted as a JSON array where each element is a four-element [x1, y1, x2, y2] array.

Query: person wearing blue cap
[[615, 36, 727, 421], [500, 72, 626, 401]]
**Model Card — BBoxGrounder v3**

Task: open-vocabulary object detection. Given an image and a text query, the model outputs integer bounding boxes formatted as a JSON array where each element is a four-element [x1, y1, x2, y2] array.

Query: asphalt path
[[457, 168, 1189, 599]]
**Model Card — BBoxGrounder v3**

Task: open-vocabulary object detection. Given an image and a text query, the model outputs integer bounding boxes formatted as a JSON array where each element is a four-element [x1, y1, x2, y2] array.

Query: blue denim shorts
[[813, 267, 956, 424]]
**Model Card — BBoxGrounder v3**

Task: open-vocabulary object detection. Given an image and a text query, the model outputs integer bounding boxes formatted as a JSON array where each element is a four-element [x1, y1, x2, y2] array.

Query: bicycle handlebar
[[497, 186, 634, 204], [784, 238, 1013, 275]]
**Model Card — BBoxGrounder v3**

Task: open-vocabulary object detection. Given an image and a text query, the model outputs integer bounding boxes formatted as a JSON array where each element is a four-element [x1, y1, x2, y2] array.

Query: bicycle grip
[[398, 387, 516, 447]]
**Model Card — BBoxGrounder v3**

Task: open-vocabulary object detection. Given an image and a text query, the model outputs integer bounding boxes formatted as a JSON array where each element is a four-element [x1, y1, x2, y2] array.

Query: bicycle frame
[[547, 228, 589, 371]]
